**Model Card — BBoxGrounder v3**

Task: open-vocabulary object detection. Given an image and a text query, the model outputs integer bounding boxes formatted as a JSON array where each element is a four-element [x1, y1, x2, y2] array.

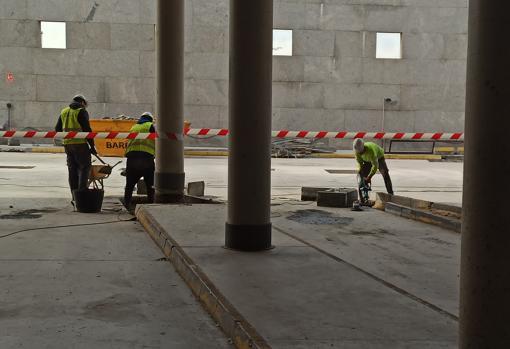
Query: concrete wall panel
[[318, 5, 365, 31], [188, 26, 228, 53], [274, 56, 305, 82], [362, 58, 409, 85], [406, 7, 468, 34], [444, 34, 468, 60], [364, 6, 409, 32], [414, 111, 464, 132], [0, 74, 36, 101], [383, 111, 416, 132], [67, 22, 111, 50], [274, 1, 307, 29], [140, 0, 156, 24], [191, 0, 229, 27], [294, 30, 335, 57], [402, 33, 445, 60], [111, 23, 155, 51], [335, 31, 363, 58], [24, 101, 68, 128], [273, 82, 324, 108], [33, 49, 80, 76], [0, 20, 40, 47], [345, 109, 384, 131], [273, 107, 345, 131], [0, 0, 27, 20], [104, 77, 154, 104], [77, 50, 141, 77], [400, 85, 465, 112], [184, 105, 221, 128], [184, 53, 228, 80], [324, 83, 400, 109], [0, 47, 34, 74], [37, 75, 105, 103], [185, 79, 228, 106]]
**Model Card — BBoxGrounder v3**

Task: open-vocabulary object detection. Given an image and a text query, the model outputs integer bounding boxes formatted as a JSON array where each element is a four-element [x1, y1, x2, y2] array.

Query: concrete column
[[154, 0, 185, 203], [460, 1, 510, 347], [225, 0, 273, 251]]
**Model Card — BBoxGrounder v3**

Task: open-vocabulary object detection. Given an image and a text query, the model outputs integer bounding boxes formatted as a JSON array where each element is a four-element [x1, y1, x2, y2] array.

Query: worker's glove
[[90, 147, 98, 155]]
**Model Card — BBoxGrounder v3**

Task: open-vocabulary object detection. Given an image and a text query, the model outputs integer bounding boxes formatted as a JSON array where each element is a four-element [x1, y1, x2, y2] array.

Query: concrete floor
[[143, 203, 459, 348], [0, 152, 463, 204], [0, 197, 232, 349], [0, 152, 462, 348]]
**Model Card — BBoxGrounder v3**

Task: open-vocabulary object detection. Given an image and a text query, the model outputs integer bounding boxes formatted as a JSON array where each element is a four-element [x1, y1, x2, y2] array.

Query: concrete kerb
[[135, 205, 271, 349], [377, 193, 461, 233]]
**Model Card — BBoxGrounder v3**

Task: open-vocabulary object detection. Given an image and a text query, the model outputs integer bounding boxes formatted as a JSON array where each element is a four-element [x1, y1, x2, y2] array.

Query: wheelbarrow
[[88, 155, 122, 190], [74, 155, 121, 213]]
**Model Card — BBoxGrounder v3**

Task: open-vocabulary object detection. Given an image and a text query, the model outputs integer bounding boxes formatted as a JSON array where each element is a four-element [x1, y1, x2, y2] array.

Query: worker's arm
[[355, 153, 363, 172], [365, 148, 379, 179], [368, 160, 379, 179], [149, 124, 155, 133], [77, 109, 96, 154], [55, 116, 63, 132]]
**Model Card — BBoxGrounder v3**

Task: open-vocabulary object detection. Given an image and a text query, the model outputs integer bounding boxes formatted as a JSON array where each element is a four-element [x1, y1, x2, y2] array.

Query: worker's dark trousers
[[64, 144, 91, 197], [359, 157, 394, 196], [124, 157, 155, 208]]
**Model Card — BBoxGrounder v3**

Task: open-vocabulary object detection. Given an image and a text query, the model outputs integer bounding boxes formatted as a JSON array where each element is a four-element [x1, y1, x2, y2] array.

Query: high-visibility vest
[[61, 107, 87, 145], [126, 122, 155, 156]]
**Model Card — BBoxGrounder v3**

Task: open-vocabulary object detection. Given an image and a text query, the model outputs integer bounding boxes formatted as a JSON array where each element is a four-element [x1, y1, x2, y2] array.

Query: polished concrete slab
[[0, 198, 231, 349], [142, 203, 459, 348]]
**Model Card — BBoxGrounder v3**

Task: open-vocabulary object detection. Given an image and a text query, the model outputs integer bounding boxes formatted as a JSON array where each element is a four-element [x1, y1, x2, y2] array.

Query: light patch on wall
[[273, 29, 292, 56], [41, 21, 67, 49], [376, 32, 401, 59]]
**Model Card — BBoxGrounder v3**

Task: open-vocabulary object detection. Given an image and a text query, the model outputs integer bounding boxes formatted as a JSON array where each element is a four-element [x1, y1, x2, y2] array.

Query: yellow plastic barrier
[[89, 119, 136, 157]]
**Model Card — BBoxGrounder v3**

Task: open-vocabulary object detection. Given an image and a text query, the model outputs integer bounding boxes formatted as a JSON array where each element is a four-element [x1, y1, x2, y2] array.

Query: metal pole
[[460, 1, 510, 347], [154, 0, 185, 203], [6, 103, 12, 130], [225, 0, 273, 251]]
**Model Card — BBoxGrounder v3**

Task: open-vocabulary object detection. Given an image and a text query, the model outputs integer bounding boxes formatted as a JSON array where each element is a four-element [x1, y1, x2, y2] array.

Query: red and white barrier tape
[[0, 129, 464, 141]]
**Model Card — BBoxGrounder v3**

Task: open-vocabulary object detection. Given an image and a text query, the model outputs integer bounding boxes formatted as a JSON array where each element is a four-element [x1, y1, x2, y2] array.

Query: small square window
[[376, 32, 401, 59], [273, 29, 292, 56], [41, 21, 66, 49]]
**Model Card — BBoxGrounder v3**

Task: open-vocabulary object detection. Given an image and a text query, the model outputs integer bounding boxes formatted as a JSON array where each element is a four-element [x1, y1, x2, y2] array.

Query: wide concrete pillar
[[460, 1, 510, 347], [225, 0, 273, 251], [154, 0, 185, 203]]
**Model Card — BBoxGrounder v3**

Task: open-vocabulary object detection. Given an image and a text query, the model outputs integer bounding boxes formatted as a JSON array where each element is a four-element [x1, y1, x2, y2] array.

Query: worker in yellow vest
[[353, 138, 394, 199], [123, 112, 156, 210], [55, 94, 97, 201]]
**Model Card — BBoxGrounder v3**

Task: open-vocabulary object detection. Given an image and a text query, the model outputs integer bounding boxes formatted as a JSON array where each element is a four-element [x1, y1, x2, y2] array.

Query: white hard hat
[[73, 94, 88, 106], [353, 138, 365, 154], [141, 111, 154, 119]]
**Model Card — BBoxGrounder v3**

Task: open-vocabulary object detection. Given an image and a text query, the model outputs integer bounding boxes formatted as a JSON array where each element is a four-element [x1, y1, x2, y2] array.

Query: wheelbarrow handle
[[93, 154, 107, 165]]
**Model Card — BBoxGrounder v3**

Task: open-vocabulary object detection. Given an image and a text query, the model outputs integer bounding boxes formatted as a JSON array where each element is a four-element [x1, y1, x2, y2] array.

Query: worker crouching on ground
[[55, 94, 97, 202], [353, 138, 394, 201], [123, 112, 156, 210]]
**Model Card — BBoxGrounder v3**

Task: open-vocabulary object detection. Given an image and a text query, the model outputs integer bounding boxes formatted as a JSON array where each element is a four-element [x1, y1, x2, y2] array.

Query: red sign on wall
[[6, 72, 14, 83]]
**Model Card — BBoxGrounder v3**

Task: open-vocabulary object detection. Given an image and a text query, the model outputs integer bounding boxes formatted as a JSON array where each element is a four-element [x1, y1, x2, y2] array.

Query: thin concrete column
[[460, 1, 510, 347], [154, 0, 185, 203], [225, 0, 273, 251]]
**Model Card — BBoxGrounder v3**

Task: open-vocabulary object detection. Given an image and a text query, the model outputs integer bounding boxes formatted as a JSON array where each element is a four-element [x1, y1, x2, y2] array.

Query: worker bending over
[[55, 94, 97, 201], [123, 112, 156, 210], [353, 138, 394, 198]]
